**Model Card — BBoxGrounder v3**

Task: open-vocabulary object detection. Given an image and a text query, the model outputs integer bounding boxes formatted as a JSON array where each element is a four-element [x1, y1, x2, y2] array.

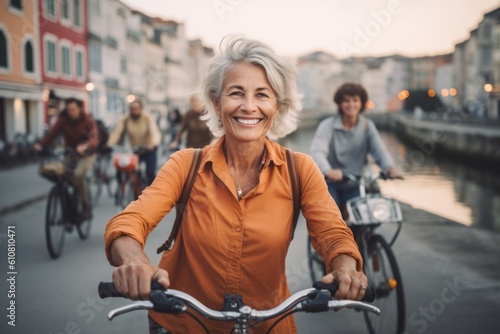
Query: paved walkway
[[0, 162, 52, 215]]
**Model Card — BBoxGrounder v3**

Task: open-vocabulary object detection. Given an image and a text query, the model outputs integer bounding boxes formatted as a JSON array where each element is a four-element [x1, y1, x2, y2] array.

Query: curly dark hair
[[333, 83, 368, 114]]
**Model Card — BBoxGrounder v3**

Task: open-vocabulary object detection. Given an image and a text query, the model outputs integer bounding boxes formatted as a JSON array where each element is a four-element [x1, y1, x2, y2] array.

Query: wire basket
[[346, 194, 403, 226]]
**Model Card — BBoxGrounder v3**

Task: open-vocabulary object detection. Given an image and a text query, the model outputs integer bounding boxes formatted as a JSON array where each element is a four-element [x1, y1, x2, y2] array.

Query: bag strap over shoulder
[[286, 148, 302, 239], [156, 148, 203, 254]]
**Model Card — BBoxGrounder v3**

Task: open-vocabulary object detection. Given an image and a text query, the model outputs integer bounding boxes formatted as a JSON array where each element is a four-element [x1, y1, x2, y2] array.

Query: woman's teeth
[[236, 118, 260, 125]]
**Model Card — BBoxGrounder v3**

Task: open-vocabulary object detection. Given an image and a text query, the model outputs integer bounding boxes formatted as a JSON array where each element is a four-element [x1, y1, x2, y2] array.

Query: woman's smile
[[234, 117, 263, 126]]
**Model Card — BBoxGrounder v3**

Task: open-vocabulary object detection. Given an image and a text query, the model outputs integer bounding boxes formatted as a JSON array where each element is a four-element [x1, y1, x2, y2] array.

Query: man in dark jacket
[[35, 98, 98, 220]]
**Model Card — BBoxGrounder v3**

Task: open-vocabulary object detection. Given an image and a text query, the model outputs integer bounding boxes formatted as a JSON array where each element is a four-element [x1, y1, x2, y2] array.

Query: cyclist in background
[[310, 83, 397, 218], [34, 97, 98, 220], [169, 94, 213, 149], [106, 99, 161, 185]]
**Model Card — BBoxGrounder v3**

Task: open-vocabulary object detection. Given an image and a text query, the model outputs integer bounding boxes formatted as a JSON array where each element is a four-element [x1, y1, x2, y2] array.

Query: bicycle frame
[[98, 281, 379, 334]]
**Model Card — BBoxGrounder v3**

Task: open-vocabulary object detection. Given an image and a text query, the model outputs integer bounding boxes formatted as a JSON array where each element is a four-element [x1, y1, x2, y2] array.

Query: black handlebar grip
[[98, 282, 122, 298], [98, 281, 165, 299], [313, 281, 376, 303]]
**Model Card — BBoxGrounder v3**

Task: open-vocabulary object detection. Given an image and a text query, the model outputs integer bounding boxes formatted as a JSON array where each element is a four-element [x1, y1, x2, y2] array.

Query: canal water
[[282, 126, 500, 232]]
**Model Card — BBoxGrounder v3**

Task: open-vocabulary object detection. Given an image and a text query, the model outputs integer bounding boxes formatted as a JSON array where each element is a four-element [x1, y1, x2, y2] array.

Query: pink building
[[38, 0, 89, 125]]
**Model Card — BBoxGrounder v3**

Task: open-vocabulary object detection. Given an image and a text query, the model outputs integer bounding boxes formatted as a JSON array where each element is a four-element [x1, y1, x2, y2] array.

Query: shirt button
[[231, 261, 237, 267], [235, 227, 241, 232]]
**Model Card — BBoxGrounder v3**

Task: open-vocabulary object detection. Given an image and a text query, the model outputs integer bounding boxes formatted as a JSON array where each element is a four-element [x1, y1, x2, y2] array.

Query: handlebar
[[342, 172, 403, 183], [98, 281, 379, 324], [108, 145, 152, 155]]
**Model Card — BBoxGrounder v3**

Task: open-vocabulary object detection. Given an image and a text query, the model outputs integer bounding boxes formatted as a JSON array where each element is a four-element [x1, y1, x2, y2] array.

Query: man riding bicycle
[[310, 83, 397, 218], [35, 97, 98, 220], [106, 99, 161, 185]]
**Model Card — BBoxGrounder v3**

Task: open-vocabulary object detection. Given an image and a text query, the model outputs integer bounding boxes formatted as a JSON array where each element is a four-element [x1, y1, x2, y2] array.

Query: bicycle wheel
[[363, 234, 405, 334], [307, 235, 327, 284], [76, 200, 92, 240], [86, 169, 99, 208], [116, 178, 136, 209], [45, 186, 66, 259], [103, 154, 116, 199], [92, 162, 103, 206]]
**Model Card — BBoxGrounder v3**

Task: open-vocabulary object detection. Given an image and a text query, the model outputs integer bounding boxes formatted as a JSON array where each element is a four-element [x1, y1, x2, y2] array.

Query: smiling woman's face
[[213, 62, 280, 143]]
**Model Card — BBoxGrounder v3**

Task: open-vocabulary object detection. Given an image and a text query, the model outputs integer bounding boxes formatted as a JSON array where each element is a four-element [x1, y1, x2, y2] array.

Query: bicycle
[[39, 148, 93, 259], [90, 147, 115, 206], [98, 280, 379, 334], [111, 145, 150, 210], [307, 172, 405, 334]]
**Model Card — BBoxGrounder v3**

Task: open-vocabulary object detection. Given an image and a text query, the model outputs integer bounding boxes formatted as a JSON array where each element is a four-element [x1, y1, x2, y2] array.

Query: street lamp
[[126, 94, 136, 103], [484, 83, 493, 93], [86, 82, 95, 92]]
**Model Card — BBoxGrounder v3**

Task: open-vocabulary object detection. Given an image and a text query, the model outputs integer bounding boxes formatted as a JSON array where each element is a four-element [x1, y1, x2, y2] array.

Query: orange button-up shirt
[[105, 136, 362, 334]]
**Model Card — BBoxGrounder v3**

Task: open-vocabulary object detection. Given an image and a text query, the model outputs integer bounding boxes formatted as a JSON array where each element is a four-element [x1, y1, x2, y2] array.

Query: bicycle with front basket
[[111, 145, 150, 210], [39, 148, 93, 259], [98, 280, 379, 334], [307, 172, 405, 334]]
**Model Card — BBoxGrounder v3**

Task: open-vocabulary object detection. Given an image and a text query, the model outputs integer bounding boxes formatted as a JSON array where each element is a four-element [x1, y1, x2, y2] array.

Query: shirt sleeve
[[148, 114, 162, 147], [106, 117, 126, 147], [38, 116, 63, 147], [104, 149, 194, 265], [296, 153, 363, 271], [85, 117, 99, 151], [310, 118, 334, 175], [366, 120, 394, 171]]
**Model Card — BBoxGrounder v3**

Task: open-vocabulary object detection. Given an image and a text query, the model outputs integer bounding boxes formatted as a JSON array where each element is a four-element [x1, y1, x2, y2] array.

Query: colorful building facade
[[0, 0, 43, 141]]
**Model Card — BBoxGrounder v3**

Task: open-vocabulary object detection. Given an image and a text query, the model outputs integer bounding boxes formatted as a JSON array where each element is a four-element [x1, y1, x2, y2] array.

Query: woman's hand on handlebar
[[110, 236, 169, 300], [326, 169, 343, 182], [112, 261, 170, 300], [322, 254, 368, 301], [384, 167, 399, 179]]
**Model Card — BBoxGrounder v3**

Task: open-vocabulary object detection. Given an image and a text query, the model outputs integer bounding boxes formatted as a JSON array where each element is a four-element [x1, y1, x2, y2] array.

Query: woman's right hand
[[112, 260, 170, 300], [326, 169, 343, 182]]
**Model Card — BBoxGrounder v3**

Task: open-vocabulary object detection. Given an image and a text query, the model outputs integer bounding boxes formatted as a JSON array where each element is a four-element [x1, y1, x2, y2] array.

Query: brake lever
[[328, 300, 381, 315], [108, 301, 154, 320]]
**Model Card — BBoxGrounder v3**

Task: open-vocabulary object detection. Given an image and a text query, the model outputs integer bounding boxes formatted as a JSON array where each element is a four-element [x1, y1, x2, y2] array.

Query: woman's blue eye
[[229, 91, 243, 96]]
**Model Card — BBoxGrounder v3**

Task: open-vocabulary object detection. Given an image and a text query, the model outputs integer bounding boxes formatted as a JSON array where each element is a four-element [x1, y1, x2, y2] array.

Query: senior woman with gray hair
[[104, 36, 366, 333]]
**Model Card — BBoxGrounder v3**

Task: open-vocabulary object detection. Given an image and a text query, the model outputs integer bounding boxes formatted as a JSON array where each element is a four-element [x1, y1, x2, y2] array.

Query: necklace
[[236, 168, 262, 198], [233, 148, 267, 199]]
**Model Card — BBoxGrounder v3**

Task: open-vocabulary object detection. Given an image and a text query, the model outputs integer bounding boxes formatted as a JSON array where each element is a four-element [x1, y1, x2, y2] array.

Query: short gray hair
[[201, 35, 302, 139]]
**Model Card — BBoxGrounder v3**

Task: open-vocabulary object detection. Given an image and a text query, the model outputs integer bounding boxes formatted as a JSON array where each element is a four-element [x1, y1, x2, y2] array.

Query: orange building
[[0, 0, 44, 142]]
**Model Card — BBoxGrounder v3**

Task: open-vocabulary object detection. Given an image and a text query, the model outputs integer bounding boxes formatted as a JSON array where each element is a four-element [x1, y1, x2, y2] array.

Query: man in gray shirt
[[310, 83, 396, 216]]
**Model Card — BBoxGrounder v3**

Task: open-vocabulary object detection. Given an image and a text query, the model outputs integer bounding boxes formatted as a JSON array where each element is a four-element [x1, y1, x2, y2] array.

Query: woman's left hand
[[322, 254, 368, 301]]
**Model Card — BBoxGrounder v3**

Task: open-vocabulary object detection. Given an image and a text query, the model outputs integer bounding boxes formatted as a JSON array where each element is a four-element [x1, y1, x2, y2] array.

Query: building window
[[61, 45, 71, 76], [24, 40, 34, 73], [90, 41, 102, 73], [9, 0, 23, 11], [45, 0, 56, 18], [120, 56, 127, 74], [73, 0, 81, 27], [45, 38, 57, 74], [76, 49, 84, 78], [61, 0, 70, 21], [0, 30, 8, 69]]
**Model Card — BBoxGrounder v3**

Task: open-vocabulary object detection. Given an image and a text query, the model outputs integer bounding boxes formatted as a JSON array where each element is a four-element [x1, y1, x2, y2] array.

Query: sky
[[121, 0, 500, 58]]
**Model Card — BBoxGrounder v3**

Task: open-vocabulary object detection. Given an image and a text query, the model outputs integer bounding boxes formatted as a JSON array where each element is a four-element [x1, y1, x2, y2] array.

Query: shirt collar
[[332, 114, 362, 130], [203, 136, 286, 173]]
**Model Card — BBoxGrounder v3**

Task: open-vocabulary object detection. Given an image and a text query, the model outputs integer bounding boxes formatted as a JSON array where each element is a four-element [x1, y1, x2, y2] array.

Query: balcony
[[105, 36, 118, 49], [104, 78, 119, 89]]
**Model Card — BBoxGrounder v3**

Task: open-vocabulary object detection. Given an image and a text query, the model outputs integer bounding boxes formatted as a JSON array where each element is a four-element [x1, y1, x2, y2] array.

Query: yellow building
[[0, 0, 43, 143]]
